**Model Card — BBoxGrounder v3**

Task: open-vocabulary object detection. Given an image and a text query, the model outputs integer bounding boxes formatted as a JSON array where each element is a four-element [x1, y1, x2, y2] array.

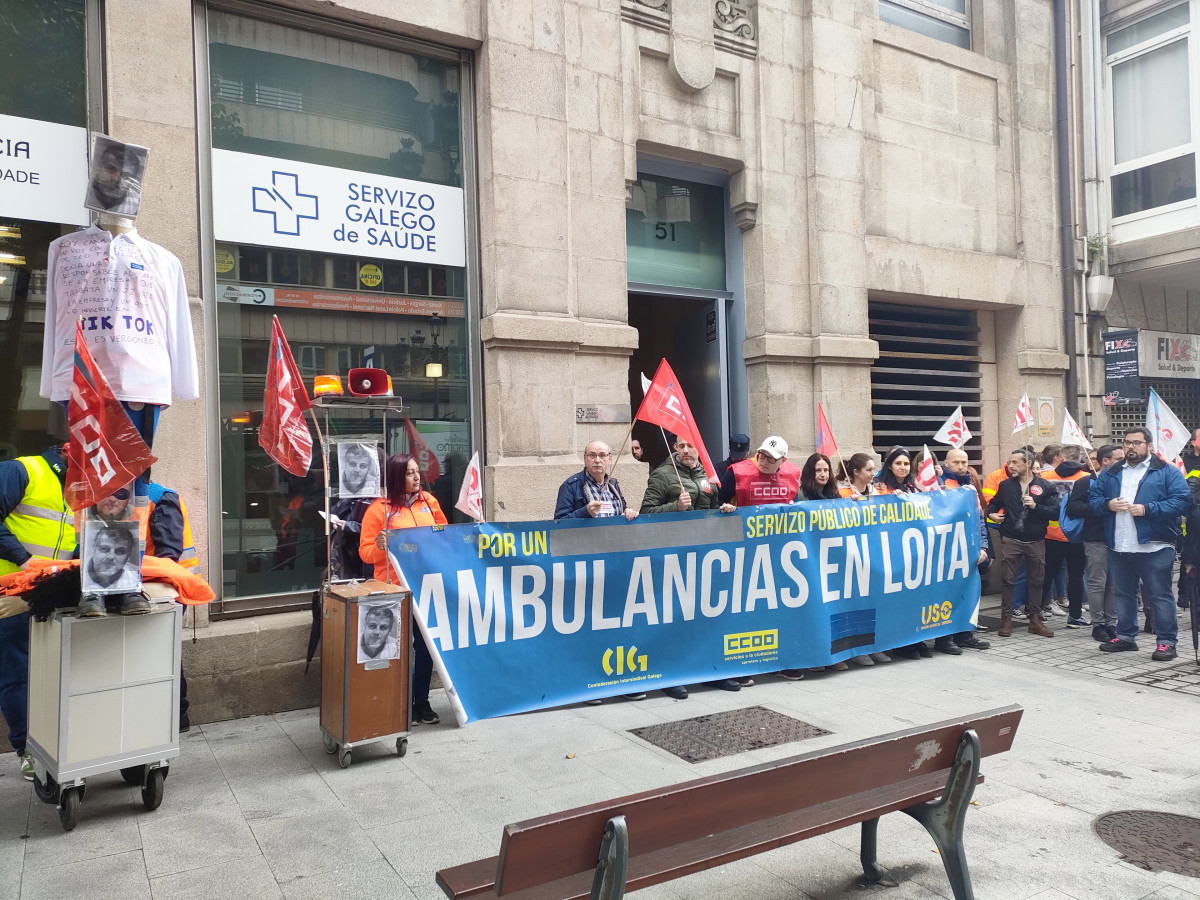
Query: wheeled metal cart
[[319, 579, 411, 767], [26, 589, 182, 831]]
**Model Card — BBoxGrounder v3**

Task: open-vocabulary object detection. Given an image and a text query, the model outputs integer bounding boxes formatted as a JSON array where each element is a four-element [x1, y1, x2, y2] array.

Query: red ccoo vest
[[729, 458, 802, 507]]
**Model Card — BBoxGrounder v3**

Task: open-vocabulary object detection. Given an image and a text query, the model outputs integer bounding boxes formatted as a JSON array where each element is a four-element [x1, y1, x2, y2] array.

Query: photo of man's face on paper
[[338, 442, 381, 499], [82, 522, 142, 595], [357, 600, 399, 663], [84, 135, 149, 217]]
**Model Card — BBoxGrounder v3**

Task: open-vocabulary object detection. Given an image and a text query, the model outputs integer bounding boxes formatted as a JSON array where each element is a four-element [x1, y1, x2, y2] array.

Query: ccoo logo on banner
[[390, 489, 982, 724]]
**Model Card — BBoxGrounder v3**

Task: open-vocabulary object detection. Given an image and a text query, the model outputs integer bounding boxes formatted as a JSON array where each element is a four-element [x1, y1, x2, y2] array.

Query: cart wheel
[[141, 768, 164, 811], [396, 737, 407, 757], [322, 732, 338, 754], [120, 765, 145, 787], [33, 773, 59, 805], [59, 788, 80, 832], [337, 747, 351, 769]]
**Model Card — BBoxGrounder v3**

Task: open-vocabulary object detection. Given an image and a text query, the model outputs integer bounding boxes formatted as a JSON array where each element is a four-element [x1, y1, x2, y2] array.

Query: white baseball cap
[[757, 436, 788, 459]]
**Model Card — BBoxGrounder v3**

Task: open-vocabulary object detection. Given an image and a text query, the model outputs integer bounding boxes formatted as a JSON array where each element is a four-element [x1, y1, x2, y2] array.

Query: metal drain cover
[[629, 706, 831, 763], [1094, 810, 1200, 877]]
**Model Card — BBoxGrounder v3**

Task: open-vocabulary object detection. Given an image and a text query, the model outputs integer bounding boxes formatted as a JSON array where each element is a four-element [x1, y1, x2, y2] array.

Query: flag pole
[[607, 416, 638, 479], [657, 424, 688, 500]]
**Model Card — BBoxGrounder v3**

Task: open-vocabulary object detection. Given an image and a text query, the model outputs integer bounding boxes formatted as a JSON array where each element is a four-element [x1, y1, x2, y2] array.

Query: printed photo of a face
[[357, 600, 399, 663], [91, 484, 135, 524], [84, 135, 149, 217], [82, 522, 141, 594], [337, 442, 381, 499]]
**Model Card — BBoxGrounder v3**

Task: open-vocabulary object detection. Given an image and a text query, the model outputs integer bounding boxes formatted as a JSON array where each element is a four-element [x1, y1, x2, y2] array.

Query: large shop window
[[1107, 5, 1196, 220], [208, 12, 473, 611], [879, 0, 970, 49], [0, 0, 92, 459]]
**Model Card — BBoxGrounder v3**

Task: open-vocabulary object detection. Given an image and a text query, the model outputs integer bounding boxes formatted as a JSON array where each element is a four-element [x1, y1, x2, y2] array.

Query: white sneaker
[[1012, 608, 1029, 622]]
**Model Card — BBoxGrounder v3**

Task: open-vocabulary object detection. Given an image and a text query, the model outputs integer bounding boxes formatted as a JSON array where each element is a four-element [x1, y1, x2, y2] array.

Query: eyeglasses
[[1123, 440, 1147, 447], [584, 452, 611, 460]]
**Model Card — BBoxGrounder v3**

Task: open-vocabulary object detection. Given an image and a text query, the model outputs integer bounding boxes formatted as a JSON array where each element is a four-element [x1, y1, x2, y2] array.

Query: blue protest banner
[[390, 489, 982, 724]]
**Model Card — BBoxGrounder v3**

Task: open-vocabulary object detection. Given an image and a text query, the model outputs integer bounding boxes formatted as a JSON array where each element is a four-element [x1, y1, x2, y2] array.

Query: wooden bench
[[436, 704, 1022, 900]]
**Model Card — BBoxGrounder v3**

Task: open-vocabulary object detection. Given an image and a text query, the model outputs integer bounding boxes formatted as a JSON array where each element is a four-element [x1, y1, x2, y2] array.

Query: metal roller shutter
[[869, 302, 982, 469], [1106, 379, 1200, 445]]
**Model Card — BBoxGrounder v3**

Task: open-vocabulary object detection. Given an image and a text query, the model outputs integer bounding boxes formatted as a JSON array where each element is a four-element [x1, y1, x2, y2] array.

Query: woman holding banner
[[799, 453, 840, 501], [360, 453, 448, 726], [838, 453, 878, 499], [872, 449, 932, 659]]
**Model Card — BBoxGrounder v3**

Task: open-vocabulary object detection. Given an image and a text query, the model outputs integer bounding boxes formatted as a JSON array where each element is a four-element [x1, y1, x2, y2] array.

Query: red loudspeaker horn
[[347, 368, 391, 397]]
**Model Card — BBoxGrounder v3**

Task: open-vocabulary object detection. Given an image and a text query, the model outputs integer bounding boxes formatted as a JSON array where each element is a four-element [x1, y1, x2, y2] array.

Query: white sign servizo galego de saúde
[[210, 148, 466, 268], [0, 114, 90, 227]]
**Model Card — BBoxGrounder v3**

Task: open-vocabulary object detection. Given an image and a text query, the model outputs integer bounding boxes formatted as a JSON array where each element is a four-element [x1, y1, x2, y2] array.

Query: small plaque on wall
[[576, 404, 631, 424]]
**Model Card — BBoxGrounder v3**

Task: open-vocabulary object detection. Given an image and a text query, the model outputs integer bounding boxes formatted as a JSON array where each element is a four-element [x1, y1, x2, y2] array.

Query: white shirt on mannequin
[[40, 224, 199, 406]]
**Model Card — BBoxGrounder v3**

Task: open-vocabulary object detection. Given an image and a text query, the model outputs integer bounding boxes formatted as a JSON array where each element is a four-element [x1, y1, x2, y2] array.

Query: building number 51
[[654, 222, 676, 241]]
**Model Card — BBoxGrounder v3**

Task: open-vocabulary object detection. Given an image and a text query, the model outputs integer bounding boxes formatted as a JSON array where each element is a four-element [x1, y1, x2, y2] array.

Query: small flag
[[65, 321, 157, 510], [403, 418, 441, 484], [915, 445, 941, 492], [1147, 389, 1189, 462], [259, 316, 313, 478], [455, 451, 484, 522], [816, 402, 838, 458], [933, 406, 971, 449], [1012, 393, 1034, 435], [635, 359, 720, 482], [1061, 410, 1093, 451]]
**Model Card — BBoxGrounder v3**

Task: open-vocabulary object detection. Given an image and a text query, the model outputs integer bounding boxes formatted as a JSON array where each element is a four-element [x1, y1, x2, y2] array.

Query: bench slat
[[438, 770, 983, 900], [494, 705, 1020, 895]]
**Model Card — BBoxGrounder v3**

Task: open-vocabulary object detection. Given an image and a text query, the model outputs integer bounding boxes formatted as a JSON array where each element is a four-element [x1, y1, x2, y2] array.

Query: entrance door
[[628, 292, 728, 469]]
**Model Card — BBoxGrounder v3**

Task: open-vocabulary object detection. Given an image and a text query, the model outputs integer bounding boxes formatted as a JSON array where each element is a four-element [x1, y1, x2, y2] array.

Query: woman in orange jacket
[[359, 453, 447, 725]]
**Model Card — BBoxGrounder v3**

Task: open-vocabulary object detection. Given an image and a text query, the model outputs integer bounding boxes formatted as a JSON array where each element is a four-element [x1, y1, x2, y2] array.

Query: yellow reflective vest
[[0, 455, 76, 576]]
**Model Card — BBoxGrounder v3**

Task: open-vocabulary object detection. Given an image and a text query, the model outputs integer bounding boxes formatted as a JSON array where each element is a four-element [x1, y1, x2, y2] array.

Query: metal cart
[[26, 587, 181, 831], [319, 579, 411, 767]]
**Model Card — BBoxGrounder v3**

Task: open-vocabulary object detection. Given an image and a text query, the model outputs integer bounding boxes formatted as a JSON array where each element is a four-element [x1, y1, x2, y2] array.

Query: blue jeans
[[1108, 547, 1177, 646], [1014, 560, 1027, 609], [0, 612, 29, 755]]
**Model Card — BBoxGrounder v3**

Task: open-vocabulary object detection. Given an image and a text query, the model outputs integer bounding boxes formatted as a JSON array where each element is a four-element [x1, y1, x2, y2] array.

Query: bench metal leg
[[591, 814, 629, 900], [860, 817, 885, 883], [902, 729, 981, 900]]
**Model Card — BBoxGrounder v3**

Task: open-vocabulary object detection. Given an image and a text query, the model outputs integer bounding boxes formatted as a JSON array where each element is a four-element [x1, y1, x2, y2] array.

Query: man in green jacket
[[640, 437, 719, 514], [639, 436, 738, 700]]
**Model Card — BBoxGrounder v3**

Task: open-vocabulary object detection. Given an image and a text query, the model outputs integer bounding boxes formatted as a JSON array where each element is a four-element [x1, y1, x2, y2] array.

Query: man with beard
[[360, 604, 397, 661], [340, 443, 378, 497], [81, 525, 142, 604], [1089, 427, 1190, 660]]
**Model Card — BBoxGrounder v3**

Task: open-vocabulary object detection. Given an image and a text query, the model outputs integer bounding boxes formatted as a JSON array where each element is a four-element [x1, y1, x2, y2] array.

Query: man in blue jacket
[[1088, 427, 1190, 660], [554, 441, 639, 521]]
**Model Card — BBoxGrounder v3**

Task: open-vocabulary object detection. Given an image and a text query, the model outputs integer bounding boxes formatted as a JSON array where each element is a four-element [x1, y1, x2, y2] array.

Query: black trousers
[[1042, 540, 1086, 618], [413, 621, 433, 704]]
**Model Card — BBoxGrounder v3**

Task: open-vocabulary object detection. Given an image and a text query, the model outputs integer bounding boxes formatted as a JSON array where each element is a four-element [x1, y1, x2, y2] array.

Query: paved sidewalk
[[2, 601, 1199, 900]]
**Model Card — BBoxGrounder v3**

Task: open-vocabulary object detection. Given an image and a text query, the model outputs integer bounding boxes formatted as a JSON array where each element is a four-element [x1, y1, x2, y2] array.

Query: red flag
[[816, 402, 838, 458], [634, 359, 719, 482], [65, 321, 157, 510], [403, 418, 441, 484], [259, 316, 313, 478]]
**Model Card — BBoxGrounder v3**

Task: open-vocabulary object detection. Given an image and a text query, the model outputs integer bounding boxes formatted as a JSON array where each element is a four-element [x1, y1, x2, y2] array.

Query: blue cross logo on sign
[[251, 171, 318, 236]]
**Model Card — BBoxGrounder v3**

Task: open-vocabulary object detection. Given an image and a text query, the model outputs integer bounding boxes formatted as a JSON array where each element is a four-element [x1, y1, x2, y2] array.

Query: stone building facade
[[0, 0, 1069, 722]]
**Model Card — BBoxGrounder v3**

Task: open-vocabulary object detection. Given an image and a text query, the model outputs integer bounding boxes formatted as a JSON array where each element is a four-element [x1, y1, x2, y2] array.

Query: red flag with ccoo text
[[65, 321, 157, 510], [635, 359, 719, 483], [259, 316, 313, 478]]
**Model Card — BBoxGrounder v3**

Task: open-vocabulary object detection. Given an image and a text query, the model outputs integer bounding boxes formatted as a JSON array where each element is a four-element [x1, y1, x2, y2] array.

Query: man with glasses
[[1089, 427, 1190, 661], [718, 436, 800, 510], [554, 441, 639, 521]]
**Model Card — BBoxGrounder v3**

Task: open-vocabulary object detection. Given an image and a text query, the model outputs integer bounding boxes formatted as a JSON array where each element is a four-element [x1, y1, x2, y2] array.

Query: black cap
[[730, 433, 750, 450]]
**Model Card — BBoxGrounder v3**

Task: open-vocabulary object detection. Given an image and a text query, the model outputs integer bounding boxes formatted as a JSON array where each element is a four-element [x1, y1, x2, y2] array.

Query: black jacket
[[1065, 473, 1106, 544], [985, 474, 1058, 541]]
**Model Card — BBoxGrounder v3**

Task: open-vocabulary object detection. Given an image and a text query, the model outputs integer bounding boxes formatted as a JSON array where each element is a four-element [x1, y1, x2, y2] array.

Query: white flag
[[1147, 389, 1189, 462], [1012, 393, 1034, 435], [1060, 410, 1093, 451], [454, 451, 485, 522], [640, 371, 651, 394], [933, 406, 971, 448], [915, 445, 941, 491]]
